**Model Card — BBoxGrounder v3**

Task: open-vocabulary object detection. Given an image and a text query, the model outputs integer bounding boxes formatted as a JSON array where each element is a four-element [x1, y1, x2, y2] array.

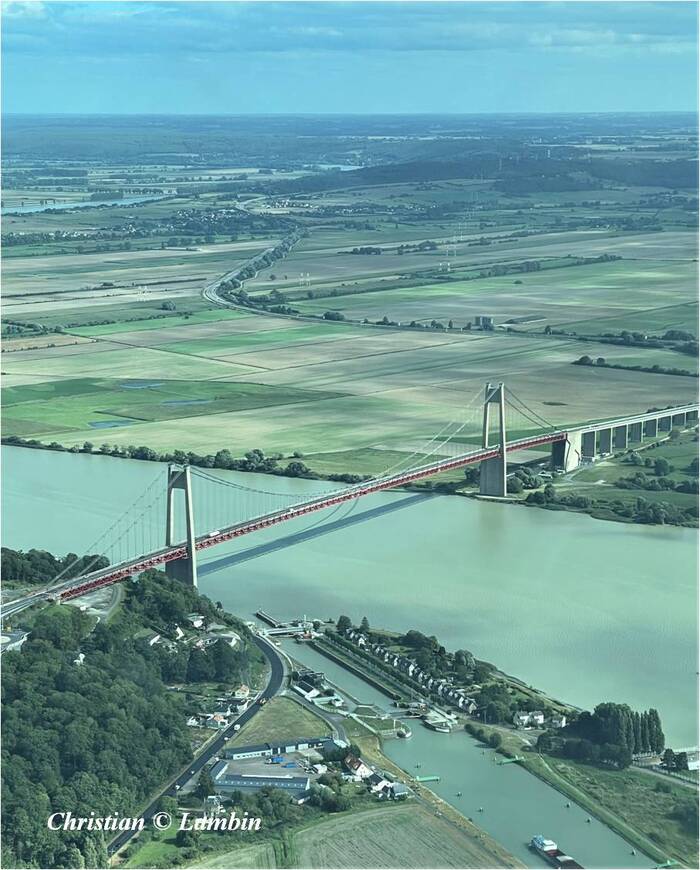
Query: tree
[[360, 616, 370, 633], [575, 355, 593, 366], [668, 429, 681, 441], [543, 484, 557, 502], [196, 769, 215, 799], [596, 357, 606, 366], [488, 732, 502, 749], [464, 467, 480, 485], [175, 829, 200, 849], [336, 615, 352, 634], [160, 301, 176, 311], [654, 458, 671, 477], [186, 648, 214, 683], [662, 748, 676, 770], [507, 477, 524, 494], [675, 751, 689, 771]]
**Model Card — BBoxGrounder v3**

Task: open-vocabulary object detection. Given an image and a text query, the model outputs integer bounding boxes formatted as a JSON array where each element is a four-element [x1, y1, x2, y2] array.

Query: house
[[233, 684, 250, 700], [344, 754, 373, 780], [206, 714, 231, 729], [186, 716, 201, 727], [187, 613, 205, 629], [312, 763, 327, 775], [174, 625, 185, 640], [367, 772, 391, 793], [73, 652, 86, 666], [513, 710, 546, 729], [388, 782, 412, 800], [204, 795, 223, 814], [550, 714, 567, 729]]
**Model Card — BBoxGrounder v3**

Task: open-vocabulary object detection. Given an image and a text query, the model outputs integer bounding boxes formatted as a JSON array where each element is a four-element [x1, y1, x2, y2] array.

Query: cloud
[[2, 1, 46, 18], [2, 1, 697, 60]]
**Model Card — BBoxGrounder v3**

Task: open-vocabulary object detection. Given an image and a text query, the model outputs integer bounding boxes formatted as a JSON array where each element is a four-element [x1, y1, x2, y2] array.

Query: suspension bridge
[[2, 383, 697, 618]]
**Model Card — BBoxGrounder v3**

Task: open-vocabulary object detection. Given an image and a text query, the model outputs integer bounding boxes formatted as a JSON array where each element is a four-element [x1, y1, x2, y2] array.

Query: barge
[[529, 835, 583, 869]]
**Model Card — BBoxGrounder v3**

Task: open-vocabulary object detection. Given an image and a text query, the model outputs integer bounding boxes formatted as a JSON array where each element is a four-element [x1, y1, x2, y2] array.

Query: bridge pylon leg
[[480, 382, 507, 497], [165, 465, 198, 588]]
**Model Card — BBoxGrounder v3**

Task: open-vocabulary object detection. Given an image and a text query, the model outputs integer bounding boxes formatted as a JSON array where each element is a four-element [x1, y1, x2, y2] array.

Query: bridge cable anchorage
[[45, 472, 166, 590]]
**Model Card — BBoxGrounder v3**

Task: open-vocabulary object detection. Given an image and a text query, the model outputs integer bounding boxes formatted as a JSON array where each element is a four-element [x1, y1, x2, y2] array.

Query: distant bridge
[[2, 384, 696, 618]]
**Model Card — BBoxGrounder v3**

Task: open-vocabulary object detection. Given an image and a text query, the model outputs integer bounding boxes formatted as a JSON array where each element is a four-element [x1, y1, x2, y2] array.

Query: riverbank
[[4, 435, 696, 528], [464, 722, 697, 868], [310, 631, 694, 868]]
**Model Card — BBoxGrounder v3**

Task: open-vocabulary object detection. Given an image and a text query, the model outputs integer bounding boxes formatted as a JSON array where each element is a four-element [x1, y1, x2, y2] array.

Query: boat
[[423, 718, 452, 733], [422, 712, 453, 733], [529, 835, 583, 869]]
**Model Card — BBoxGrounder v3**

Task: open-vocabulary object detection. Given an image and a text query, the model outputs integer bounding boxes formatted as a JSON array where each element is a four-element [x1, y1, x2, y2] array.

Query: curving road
[[107, 634, 286, 856]]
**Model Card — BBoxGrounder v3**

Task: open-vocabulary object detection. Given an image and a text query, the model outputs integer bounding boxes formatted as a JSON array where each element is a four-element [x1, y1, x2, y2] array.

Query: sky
[[2, 1, 698, 115]]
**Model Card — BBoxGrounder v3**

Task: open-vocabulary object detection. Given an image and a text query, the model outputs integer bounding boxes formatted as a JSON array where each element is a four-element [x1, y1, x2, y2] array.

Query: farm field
[[149, 804, 520, 869], [288, 804, 520, 869], [2, 304, 696, 468], [292, 258, 697, 334], [2, 239, 275, 297]]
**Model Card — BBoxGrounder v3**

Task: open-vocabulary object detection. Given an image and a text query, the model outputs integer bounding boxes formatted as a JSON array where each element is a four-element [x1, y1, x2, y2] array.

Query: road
[[107, 634, 286, 857]]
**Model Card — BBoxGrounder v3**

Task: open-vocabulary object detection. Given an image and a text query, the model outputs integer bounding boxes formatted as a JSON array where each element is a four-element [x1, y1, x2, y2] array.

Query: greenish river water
[[3, 446, 697, 867]]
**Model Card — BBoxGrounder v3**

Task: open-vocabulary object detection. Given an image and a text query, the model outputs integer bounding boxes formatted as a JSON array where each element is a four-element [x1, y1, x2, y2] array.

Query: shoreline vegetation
[[2, 431, 697, 527]]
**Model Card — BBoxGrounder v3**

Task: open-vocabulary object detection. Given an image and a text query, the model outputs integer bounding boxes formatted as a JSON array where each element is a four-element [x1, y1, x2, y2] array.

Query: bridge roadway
[[1, 431, 564, 617], [2, 402, 697, 617]]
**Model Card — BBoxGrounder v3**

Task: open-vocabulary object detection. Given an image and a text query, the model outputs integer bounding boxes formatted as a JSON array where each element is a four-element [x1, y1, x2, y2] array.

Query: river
[[3, 446, 696, 866], [1, 194, 168, 215]]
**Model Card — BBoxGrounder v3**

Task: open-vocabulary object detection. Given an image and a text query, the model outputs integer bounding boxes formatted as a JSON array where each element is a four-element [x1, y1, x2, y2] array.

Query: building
[[549, 714, 567, 729], [211, 761, 310, 799], [474, 315, 494, 329], [222, 737, 335, 761], [513, 710, 546, 728], [204, 795, 223, 814], [187, 613, 205, 629], [344, 754, 374, 780], [387, 782, 412, 800]]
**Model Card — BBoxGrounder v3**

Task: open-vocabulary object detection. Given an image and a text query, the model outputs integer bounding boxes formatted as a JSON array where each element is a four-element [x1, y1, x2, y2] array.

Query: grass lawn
[[227, 697, 332, 747]]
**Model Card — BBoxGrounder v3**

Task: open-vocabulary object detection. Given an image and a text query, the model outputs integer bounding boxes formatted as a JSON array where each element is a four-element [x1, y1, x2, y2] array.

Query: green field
[[69, 308, 251, 336], [1, 377, 345, 437], [291, 257, 697, 335], [227, 697, 332, 748]]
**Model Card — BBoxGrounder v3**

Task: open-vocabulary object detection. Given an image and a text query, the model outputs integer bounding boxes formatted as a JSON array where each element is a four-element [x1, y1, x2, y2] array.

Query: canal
[[3, 446, 696, 867]]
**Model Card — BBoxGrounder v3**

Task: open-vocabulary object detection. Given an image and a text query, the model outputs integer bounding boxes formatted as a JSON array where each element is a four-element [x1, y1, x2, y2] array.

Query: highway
[[107, 634, 286, 856]]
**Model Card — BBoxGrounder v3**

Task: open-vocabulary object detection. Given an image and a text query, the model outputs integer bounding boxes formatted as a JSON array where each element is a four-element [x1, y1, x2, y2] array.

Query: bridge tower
[[165, 465, 198, 588], [480, 382, 507, 497]]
